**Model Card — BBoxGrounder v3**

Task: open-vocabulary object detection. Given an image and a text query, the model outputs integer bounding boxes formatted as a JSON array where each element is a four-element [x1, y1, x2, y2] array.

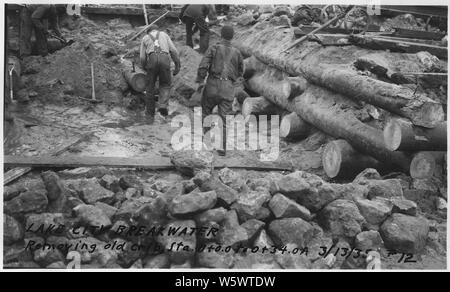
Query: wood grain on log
[[233, 22, 444, 128], [322, 139, 383, 179], [123, 69, 147, 92], [280, 112, 309, 139], [384, 118, 447, 151], [410, 151, 446, 179]]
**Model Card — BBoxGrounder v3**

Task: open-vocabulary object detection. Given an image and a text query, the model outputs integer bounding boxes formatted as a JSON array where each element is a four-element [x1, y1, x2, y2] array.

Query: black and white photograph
[[1, 0, 448, 272]]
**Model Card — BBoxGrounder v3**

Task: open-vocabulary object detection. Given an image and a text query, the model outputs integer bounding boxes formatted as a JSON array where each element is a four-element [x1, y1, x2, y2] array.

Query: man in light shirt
[[140, 24, 180, 122]]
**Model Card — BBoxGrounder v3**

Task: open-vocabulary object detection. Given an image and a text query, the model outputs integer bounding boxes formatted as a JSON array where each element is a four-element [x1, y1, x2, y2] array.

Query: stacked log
[[123, 68, 147, 92], [384, 118, 447, 151], [322, 140, 383, 179], [233, 22, 445, 128], [280, 112, 309, 139], [244, 57, 411, 172], [241, 97, 281, 118], [410, 151, 446, 179]]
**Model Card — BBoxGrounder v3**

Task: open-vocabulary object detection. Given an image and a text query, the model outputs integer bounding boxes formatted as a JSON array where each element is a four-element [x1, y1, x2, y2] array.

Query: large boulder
[[366, 179, 404, 199], [318, 199, 366, 238], [195, 207, 228, 226], [4, 214, 24, 245], [231, 189, 271, 221], [380, 213, 429, 253], [169, 190, 217, 217], [217, 210, 249, 247], [193, 171, 238, 205], [268, 218, 314, 248], [170, 150, 214, 177], [73, 204, 112, 227], [218, 168, 246, 192], [355, 198, 391, 230], [269, 193, 311, 220], [5, 190, 48, 215], [157, 220, 197, 265], [73, 178, 115, 204], [355, 230, 384, 251], [40, 171, 68, 213]]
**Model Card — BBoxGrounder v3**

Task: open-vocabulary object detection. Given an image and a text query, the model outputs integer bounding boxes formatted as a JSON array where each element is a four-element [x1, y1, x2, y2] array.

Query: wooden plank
[[380, 5, 448, 19], [349, 34, 448, 59], [3, 132, 93, 185], [81, 6, 145, 16], [393, 27, 446, 41], [3, 155, 294, 172]]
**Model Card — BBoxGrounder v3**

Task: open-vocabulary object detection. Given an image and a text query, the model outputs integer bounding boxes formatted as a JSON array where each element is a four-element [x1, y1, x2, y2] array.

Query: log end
[[322, 141, 342, 178], [410, 152, 436, 179], [410, 101, 445, 128], [383, 119, 402, 151]]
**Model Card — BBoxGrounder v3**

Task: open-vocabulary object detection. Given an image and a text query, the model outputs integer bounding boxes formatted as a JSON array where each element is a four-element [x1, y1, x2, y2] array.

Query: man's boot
[[157, 87, 170, 119], [145, 90, 155, 124]]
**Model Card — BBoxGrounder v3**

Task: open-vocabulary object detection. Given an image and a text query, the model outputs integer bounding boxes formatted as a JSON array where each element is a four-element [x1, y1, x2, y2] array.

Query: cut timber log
[[241, 97, 280, 118], [301, 63, 444, 128], [293, 86, 412, 172], [280, 112, 309, 139], [244, 56, 308, 108], [384, 119, 447, 151], [410, 151, 446, 179], [322, 139, 383, 179], [3, 132, 93, 185], [241, 56, 411, 171], [349, 34, 448, 59], [233, 22, 445, 128], [123, 68, 147, 92]]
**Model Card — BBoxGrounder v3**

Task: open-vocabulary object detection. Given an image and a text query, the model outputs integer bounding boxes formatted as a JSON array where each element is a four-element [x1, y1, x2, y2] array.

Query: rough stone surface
[[25, 213, 66, 238], [367, 179, 403, 199], [380, 213, 429, 253], [355, 198, 391, 229], [275, 243, 312, 269], [194, 171, 238, 205], [73, 204, 112, 227], [241, 219, 265, 244], [269, 193, 312, 220], [75, 178, 115, 204], [355, 230, 384, 251], [353, 168, 382, 184], [218, 168, 245, 191], [94, 202, 118, 219], [5, 190, 48, 215], [4, 214, 24, 245], [390, 197, 418, 216], [34, 248, 65, 267], [195, 207, 228, 225], [143, 253, 170, 269], [170, 150, 214, 177], [169, 190, 217, 217], [40, 171, 68, 212], [231, 190, 271, 221], [197, 245, 235, 268], [217, 210, 249, 247], [157, 220, 197, 265], [318, 199, 366, 238], [268, 218, 314, 247], [99, 174, 121, 193]]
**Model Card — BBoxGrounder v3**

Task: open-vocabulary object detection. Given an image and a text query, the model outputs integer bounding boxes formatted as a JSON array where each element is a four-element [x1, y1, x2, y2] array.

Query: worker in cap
[[196, 25, 244, 156], [179, 4, 217, 54], [140, 24, 180, 123]]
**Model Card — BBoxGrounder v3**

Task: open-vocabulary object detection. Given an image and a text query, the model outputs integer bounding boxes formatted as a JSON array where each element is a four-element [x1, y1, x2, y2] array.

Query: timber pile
[[234, 20, 446, 179]]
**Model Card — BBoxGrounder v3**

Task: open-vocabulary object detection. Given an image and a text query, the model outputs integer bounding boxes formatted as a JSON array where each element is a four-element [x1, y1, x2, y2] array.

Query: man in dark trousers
[[179, 4, 216, 54], [140, 24, 180, 123], [196, 26, 244, 156], [19, 4, 66, 57]]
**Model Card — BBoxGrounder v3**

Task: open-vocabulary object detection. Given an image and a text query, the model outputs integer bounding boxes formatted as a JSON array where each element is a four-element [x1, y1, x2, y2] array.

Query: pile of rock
[[2, 151, 442, 269]]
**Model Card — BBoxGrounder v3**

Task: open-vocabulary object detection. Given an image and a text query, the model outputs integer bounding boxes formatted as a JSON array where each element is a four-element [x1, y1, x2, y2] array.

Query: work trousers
[[144, 52, 172, 115], [19, 6, 49, 57], [183, 15, 210, 54], [201, 77, 235, 150]]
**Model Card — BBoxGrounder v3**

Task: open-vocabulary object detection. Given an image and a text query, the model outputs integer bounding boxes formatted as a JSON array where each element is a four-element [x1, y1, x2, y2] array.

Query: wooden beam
[[3, 155, 293, 172], [3, 132, 93, 185], [349, 34, 447, 59]]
